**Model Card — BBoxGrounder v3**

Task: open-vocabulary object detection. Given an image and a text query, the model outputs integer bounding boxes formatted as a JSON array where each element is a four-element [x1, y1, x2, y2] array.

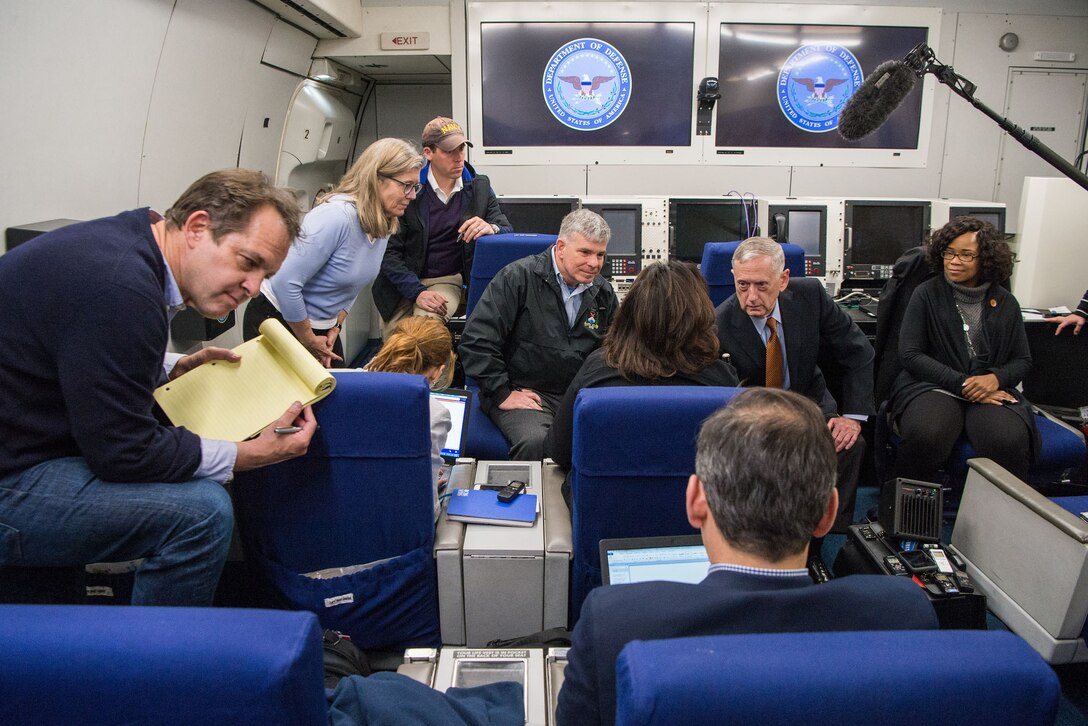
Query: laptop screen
[[430, 388, 472, 459], [600, 535, 709, 585]]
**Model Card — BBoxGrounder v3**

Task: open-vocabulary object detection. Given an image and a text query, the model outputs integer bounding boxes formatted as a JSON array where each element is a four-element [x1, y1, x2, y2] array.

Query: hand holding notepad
[[154, 318, 336, 441]]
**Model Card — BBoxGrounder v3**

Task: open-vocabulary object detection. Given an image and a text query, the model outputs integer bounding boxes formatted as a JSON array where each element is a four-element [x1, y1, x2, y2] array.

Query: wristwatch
[[333, 320, 343, 331], [490, 223, 500, 234]]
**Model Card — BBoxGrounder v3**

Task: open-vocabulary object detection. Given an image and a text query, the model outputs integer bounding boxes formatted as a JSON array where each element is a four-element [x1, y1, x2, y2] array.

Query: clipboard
[[154, 318, 335, 440]]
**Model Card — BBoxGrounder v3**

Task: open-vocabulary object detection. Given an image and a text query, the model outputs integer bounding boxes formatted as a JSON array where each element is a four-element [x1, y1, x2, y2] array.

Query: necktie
[[765, 317, 784, 388]]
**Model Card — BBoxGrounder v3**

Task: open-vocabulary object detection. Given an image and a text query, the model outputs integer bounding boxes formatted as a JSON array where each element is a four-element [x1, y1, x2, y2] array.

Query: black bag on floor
[[323, 629, 371, 689]]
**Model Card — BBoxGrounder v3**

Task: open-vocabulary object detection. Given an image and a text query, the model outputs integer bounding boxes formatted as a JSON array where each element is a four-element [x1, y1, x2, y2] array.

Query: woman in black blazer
[[890, 217, 1036, 481]]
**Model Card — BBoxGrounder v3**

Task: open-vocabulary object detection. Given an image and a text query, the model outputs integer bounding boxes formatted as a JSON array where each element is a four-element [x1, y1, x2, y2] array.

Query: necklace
[[954, 303, 978, 359]]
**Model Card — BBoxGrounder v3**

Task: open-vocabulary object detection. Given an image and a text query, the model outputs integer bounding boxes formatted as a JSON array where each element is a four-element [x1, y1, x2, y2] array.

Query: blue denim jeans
[[0, 457, 233, 605]]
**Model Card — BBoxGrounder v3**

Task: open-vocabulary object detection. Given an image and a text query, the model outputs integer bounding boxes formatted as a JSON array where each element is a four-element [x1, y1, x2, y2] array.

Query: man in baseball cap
[[421, 116, 473, 151], [372, 116, 511, 335]]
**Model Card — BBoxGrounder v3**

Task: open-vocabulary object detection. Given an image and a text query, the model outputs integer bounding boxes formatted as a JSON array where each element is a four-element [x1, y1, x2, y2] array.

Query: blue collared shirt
[[707, 562, 810, 578], [749, 302, 791, 390], [159, 246, 237, 484], [550, 246, 590, 328], [747, 300, 866, 421]]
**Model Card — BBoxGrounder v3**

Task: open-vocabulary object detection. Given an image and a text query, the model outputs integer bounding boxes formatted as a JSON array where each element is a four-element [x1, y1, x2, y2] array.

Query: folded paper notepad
[[154, 318, 335, 441]]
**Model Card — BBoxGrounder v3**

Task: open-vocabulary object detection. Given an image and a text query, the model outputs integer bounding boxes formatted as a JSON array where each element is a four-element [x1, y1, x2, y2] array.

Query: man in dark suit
[[555, 389, 937, 726], [716, 237, 875, 532]]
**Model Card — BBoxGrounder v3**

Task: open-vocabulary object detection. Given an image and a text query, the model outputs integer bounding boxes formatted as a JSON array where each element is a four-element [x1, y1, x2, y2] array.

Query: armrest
[[434, 516, 466, 553], [1035, 406, 1086, 442], [434, 462, 475, 645], [434, 462, 475, 555], [967, 458, 1088, 543], [542, 461, 572, 558]]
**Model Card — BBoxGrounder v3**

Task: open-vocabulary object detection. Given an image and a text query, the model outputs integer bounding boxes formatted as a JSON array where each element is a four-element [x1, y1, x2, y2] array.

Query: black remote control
[[497, 479, 526, 503]]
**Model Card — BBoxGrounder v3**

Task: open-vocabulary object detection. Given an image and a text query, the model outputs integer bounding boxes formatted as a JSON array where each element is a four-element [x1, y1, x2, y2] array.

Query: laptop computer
[[599, 535, 709, 585], [430, 388, 472, 462]]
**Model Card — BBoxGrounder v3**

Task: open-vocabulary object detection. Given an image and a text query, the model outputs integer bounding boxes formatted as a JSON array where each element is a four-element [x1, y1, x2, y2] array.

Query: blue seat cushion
[[615, 630, 1059, 726], [462, 382, 511, 460], [568, 386, 741, 620], [0, 606, 327, 725]]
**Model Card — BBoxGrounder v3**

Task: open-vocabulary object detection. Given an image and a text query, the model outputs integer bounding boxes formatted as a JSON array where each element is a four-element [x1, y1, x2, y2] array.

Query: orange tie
[[765, 317, 784, 389]]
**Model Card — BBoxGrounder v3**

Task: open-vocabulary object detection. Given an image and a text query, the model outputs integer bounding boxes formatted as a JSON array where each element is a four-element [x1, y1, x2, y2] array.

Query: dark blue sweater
[[0, 209, 201, 482]]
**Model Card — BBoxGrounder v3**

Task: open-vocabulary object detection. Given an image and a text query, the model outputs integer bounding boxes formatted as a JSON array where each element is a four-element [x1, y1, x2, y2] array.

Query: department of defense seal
[[542, 38, 632, 131], [777, 44, 863, 133]]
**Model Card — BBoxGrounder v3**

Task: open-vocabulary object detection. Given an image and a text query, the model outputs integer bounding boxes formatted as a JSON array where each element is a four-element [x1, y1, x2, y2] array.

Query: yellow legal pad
[[154, 318, 336, 441]]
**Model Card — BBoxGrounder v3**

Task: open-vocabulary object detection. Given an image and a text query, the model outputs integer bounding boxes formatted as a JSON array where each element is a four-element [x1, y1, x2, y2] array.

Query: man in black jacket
[[372, 117, 511, 335], [460, 209, 618, 460]]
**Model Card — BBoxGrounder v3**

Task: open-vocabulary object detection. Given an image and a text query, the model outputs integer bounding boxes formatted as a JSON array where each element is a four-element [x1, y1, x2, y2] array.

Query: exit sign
[[380, 32, 430, 50]]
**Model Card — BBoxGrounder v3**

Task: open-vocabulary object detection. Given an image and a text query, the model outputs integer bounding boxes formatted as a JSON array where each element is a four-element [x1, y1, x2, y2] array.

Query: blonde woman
[[365, 316, 456, 517], [244, 138, 424, 367]]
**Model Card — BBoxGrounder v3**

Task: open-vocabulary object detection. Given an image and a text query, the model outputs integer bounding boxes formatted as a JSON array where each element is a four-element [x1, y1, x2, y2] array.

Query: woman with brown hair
[[365, 316, 456, 516], [890, 216, 1036, 481], [544, 260, 739, 472]]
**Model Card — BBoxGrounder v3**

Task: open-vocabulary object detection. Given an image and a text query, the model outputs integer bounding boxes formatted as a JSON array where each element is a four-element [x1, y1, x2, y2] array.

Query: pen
[[274, 426, 302, 434]]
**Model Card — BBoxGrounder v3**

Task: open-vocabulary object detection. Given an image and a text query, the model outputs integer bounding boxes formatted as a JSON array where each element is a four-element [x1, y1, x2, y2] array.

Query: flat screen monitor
[[600, 535, 709, 585], [716, 23, 928, 151], [769, 204, 827, 277], [670, 198, 756, 263], [948, 207, 1006, 235], [844, 201, 931, 283], [582, 203, 642, 277], [479, 22, 695, 147], [499, 198, 578, 235]]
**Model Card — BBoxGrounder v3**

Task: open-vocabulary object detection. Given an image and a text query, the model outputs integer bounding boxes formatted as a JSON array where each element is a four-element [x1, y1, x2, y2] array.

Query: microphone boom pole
[[904, 43, 1088, 193]]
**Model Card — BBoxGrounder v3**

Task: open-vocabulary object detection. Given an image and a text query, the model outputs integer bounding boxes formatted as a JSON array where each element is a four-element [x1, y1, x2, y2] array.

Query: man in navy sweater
[[556, 388, 938, 726], [372, 116, 512, 335], [0, 169, 317, 606]]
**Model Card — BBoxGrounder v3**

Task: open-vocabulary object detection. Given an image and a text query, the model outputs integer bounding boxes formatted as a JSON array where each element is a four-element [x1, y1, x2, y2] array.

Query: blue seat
[[568, 386, 742, 622], [614, 630, 1060, 726], [874, 400, 1085, 497], [700, 240, 806, 307], [233, 371, 440, 650], [0, 605, 327, 725], [462, 380, 511, 460], [464, 233, 556, 317]]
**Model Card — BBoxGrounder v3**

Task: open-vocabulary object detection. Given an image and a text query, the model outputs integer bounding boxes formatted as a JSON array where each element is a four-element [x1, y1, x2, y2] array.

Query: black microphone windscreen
[[838, 60, 917, 141]]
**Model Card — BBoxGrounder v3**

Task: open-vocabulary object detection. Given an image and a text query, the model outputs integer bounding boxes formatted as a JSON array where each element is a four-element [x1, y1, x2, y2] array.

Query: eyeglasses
[[941, 249, 979, 262], [380, 174, 423, 196]]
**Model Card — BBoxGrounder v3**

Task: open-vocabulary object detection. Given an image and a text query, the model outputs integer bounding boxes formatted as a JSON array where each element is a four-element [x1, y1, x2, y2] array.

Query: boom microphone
[[838, 60, 917, 141]]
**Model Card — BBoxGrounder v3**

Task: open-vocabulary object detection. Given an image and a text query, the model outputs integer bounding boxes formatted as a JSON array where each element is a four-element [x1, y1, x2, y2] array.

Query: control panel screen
[[499, 198, 577, 235], [583, 204, 642, 278], [787, 210, 822, 256], [671, 199, 755, 263], [844, 201, 930, 282]]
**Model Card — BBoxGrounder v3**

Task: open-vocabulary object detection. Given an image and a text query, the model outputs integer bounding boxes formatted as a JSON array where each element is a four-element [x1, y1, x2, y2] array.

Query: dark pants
[[488, 390, 563, 461], [833, 437, 865, 534], [895, 390, 1031, 482], [242, 293, 345, 368]]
